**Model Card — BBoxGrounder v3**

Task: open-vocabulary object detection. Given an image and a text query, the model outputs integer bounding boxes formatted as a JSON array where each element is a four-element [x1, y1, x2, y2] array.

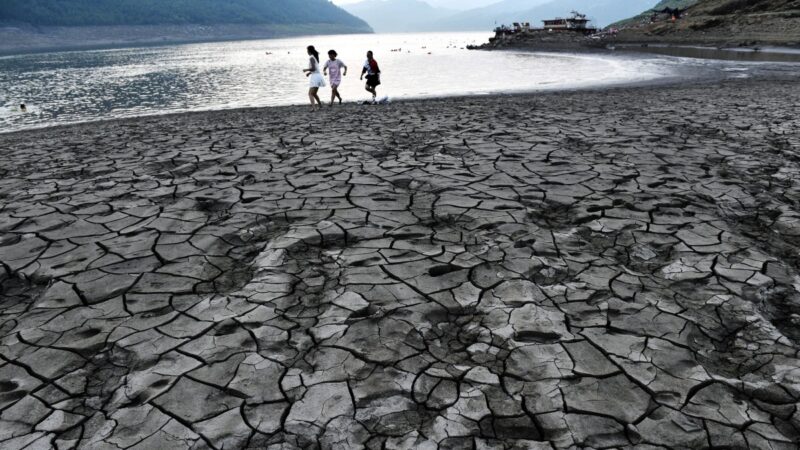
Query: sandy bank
[[1, 78, 800, 448]]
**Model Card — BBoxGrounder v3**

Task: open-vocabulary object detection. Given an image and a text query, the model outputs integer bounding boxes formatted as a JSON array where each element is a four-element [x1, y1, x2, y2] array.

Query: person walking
[[360, 51, 381, 104], [323, 50, 347, 106], [303, 45, 325, 111]]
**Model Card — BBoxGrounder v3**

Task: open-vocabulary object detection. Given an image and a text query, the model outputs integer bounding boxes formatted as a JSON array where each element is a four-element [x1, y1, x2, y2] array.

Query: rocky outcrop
[[614, 0, 800, 47], [469, 29, 604, 52]]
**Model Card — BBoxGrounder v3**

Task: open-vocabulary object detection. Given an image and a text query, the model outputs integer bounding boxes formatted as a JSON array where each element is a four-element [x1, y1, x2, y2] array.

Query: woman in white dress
[[303, 45, 325, 111]]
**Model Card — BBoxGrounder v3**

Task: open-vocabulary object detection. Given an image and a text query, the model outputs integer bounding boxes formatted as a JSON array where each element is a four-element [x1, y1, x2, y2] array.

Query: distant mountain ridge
[[438, 0, 660, 29], [429, 0, 553, 30], [342, 0, 454, 32], [344, 0, 663, 32], [0, 0, 371, 30], [0, 0, 372, 55], [424, 0, 497, 10]]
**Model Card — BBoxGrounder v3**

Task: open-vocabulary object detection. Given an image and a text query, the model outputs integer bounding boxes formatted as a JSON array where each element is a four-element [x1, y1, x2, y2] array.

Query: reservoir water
[[0, 32, 786, 133]]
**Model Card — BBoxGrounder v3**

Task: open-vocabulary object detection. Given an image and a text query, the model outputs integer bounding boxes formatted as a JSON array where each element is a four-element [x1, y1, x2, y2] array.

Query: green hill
[[0, 0, 371, 29], [689, 0, 800, 15], [612, 0, 800, 45], [612, 0, 699, 27]]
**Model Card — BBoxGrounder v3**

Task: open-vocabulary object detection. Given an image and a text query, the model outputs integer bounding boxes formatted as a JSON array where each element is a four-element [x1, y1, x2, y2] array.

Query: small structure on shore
[[649, 7, 686, 24], [512, 22, 532, 33]]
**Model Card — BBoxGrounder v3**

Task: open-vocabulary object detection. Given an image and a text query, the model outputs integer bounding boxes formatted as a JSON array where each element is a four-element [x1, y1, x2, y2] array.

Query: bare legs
[[308, 87, 322, 111], [365, 84, 377, 103], [330, 85, 342, 106]]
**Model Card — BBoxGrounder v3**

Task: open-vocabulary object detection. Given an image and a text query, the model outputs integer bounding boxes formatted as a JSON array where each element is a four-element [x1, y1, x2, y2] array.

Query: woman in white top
[[303, 45, 325, 111]]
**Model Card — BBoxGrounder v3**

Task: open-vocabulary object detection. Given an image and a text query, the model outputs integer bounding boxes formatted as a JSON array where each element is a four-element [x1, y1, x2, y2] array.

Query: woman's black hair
[[328, 49, 337, 57], [307, 45, 320, 62]]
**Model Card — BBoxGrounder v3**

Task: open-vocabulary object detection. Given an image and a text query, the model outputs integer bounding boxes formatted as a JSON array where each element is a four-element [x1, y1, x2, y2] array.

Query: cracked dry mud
[[1, 78, 800, 449]]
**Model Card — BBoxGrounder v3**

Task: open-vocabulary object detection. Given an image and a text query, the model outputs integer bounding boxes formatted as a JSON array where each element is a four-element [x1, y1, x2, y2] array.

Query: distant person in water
[[19, 103, 26, 112], [303, 45, 325, 111], [324, 50, 347, 106], [360, 51, 381, 103]]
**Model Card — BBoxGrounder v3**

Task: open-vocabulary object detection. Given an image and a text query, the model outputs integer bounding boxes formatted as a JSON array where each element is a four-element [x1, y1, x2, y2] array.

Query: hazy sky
[[332, 0, 498, 9]]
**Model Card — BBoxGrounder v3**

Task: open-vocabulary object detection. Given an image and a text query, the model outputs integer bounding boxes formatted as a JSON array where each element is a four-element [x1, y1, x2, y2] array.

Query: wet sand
[[1, 77, 800, 449]]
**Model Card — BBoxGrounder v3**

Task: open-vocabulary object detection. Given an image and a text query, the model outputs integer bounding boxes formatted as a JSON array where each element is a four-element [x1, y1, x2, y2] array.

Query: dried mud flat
[[1, 78, 800, 449]]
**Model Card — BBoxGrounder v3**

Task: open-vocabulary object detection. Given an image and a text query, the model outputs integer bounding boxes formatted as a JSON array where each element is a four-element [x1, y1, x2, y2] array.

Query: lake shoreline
[[470, 31, 800, 57], [2, 61, 743, 137], [1, 75, 799, 448], [1, 73, 691, 136]]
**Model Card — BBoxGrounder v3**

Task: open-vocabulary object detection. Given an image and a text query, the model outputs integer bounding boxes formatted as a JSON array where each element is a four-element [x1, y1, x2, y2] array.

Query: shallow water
[[617, 44, 800, 63], [0, 32, 790, 133]]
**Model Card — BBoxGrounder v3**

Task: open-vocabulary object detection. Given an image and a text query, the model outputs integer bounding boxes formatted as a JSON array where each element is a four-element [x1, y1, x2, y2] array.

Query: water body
[[617, 44, 800, 63], [0, 32, 788, 133]]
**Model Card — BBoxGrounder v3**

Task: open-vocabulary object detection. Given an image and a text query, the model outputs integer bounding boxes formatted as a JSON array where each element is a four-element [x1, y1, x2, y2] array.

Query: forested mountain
[[0, 0, 371, 29]]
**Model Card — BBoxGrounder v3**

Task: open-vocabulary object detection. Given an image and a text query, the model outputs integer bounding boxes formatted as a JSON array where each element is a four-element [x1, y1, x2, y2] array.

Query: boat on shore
[[468, 11, 605, 51], [492, 11, 598, 38]]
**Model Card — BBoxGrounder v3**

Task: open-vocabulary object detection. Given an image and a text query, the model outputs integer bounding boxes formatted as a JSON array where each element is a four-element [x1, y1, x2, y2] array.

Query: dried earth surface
[[1, 77, 800, 449]]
